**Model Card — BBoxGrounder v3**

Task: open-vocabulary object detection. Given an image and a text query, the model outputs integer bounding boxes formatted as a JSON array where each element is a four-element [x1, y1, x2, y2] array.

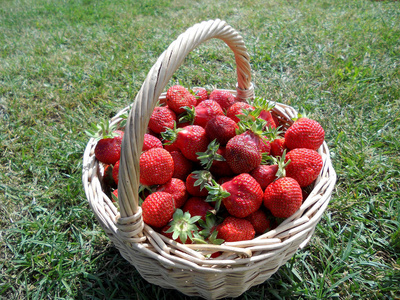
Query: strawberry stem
[[205, 179, 230, 212], [196, 139, 225, 170]]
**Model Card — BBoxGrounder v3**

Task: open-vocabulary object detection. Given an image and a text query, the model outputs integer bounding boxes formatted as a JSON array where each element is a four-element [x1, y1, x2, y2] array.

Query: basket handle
[[116, 19, 253, 236]]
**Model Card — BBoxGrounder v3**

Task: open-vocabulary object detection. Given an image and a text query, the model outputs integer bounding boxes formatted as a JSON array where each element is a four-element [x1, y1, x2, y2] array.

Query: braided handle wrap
[[116, 19, 253, 238]]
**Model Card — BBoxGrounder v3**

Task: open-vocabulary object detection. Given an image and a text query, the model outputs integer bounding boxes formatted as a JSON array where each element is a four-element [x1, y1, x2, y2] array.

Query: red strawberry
[[192, 87, 209, 104], [205, 115, 239, 146], [263, 177, 303, 218], [142, 133, 163, 152], [111, 189, 118, 202], [284, 117, 325, 150], [252, 98, 277, 129], [270, 137, 287, 157], [181, 100, 224, 128], [94, 130, 123, 165], [259, 109, 276, 129], [284, 148, 323, 187], [225, 133, 262, 174], [245, 209, 271, 234], [216, 216, 255, 242], [186, 171, 212, 197], [156, 178, 189, 208], [148, 106, 177, 134], [226, 102, 254, 123], [170, 151, 194, 181], [139, 148, 174, 185], [272, 114, 281, 128], [182, 197, 213, 221], [142, 192, 175, 228], [162, 125, 209, 162], [250, 164, 278, 190], [112, 160, 120, 185], [240, 130, 271, 154], [209, 89, 236, 111], [162, 138, 180, 152], [264, 126, 286, 157], [209, 147, 235, 178], [166, 85, 197, 114], [220, 173, 263, 218]]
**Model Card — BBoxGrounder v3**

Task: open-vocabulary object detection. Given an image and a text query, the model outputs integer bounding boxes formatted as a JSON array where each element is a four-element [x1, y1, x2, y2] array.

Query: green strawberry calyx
[[205, 179, 230, 212], [161, 122, 181, 145], [263, 125, 284, 142], [263, 149, 290, 179], [191, 170, 213, 191], [196, 212, 224, 245], [85, 114, 127, 141], [165, 209, 201, 244], [196, 139, 225, 170], [178, 106, 196, 125], [251, 97, 276, 112]]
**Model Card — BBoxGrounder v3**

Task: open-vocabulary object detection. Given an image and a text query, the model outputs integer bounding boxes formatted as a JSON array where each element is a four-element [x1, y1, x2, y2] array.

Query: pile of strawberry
[[91, 85, 325, 248]]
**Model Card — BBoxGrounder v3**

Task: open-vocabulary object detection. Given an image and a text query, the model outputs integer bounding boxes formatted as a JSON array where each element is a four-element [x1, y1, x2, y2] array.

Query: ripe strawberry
[[284, 148, 323, 187], [156, 178, 189, 208], [209, 147, 235, 178], [162, 124, 209, 162], [226, 102, 254, 123], [259, 109, 276, 129], [192, 87, 209, 104], [270, 137, 287, 157], [284, 117, 325, 150], [86, 120, 124, 165], [186, 171, 212, 197], [139, 148, 174, 185], [225, 132, 262, 174], [209, 89, 236, 111], [250, 164, 278, 190], [252, 97, 277, 129], [182, 197, 213, 221], [169, 151, 193, 181], [205, 115, 239, 146], [112, 160, 120, 185], [142, 133, 163, 152], [181, 100, 224, 128], [264, 125, 286, 157], [162, 137, 180, 152], [216, 216, 255, 242], [94, 130, 123, 165], [241, 130, 271, 154], [166, 85, 197, 114], [220, 173, 263, 218], [142, 192, 175, 228], [111, 189, 118, 202], [148, 106, 177, 134], [245, 209, 271, 234], [263, 177, 303, 218]]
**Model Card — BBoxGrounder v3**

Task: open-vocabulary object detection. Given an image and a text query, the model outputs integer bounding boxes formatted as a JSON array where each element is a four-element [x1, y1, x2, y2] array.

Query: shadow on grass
[[77, 244, 294, 300]]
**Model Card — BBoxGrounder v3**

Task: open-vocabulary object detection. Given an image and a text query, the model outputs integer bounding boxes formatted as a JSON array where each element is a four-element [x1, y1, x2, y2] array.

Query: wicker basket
[[82, 19, 336, 299]]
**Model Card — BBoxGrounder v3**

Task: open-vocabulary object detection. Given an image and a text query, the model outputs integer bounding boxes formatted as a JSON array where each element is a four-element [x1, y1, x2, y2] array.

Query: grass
[[1, 0, 399, 299]]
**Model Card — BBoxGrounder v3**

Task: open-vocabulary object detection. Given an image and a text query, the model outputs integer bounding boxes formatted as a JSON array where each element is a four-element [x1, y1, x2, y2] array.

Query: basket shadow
[[77, 242, 295, 300]]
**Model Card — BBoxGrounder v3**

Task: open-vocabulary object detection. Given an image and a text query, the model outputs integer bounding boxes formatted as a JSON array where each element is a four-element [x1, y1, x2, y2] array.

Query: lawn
[[1, 0, 399, 299]]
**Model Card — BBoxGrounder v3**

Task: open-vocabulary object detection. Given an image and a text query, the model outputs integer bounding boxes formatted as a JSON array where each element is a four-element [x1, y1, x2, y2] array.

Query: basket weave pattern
[[82, 19, 336, 299]]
